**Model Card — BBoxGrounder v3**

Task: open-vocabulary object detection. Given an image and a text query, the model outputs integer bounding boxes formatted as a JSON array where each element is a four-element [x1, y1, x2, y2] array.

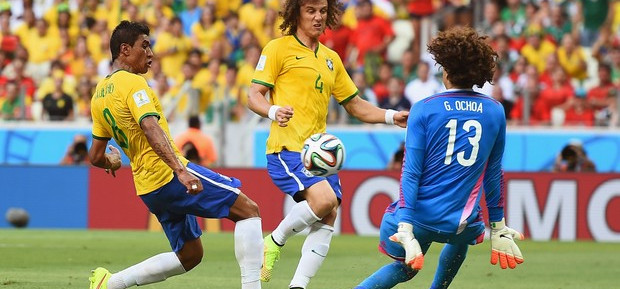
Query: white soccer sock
[[289, 222, 334, 289], [271, 201, 321, 246], [106, 252, 186, 289], [234, 217, 263, 289]]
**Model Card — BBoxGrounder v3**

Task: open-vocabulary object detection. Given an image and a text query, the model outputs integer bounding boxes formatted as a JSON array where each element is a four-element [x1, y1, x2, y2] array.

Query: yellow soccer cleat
[[89, 267, 111, 289], [260, 234, 282, 282]]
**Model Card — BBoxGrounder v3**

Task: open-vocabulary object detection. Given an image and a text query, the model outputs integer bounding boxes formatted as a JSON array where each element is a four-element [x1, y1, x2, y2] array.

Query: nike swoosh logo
[[96, 273, 108, 289], [499, 235, 513, 240], [295, 56, 305, 60], [311, 249, 327, 257], [292, 228, 301, 233]]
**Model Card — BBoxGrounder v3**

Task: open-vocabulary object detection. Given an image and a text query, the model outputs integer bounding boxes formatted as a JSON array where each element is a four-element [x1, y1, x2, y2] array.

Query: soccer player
[[247, 0, 409, 288], [355, 26, 525, 289], [87, 21, 263, 289]]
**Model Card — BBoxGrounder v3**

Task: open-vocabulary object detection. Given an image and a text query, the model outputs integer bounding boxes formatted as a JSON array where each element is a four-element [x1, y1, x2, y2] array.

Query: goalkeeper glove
[[389, 222, 424, 270], [490, 218, 524, 269]]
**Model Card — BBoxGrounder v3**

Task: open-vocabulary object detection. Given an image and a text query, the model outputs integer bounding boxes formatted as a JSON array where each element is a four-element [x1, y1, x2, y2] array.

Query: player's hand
[[389, 222, 424, 270], [393, 111, 409, 128], [105, 145, 122, 177], [490, 218, 524, 269], [275, 106, 294, 127], [178, 170, 203, 195]]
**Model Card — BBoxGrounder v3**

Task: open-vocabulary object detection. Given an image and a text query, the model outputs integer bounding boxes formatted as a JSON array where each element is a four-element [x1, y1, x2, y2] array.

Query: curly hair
[[427, 27, 497, 89], [279, 0, 343, 36]]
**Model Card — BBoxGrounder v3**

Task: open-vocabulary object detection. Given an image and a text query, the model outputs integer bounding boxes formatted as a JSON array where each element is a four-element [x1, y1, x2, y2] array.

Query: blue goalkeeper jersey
[[391, 89, 506, 234]]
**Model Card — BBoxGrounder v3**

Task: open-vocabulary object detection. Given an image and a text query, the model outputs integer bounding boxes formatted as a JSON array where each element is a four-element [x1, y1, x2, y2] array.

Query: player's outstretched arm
[[141, 116, 203, 194], [89, 138, 121, 177], [490, 218, 524, 269], [390, 222, 424, 270], [342, 96, 409, 127]]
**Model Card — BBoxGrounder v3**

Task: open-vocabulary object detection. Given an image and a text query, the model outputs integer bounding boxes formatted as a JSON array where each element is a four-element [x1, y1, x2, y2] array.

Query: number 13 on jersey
[[444, 119, 482, 166]]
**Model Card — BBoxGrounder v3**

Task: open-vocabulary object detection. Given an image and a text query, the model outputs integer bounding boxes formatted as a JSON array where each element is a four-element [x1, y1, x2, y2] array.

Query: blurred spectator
[[563, 89, 595, 126], [346, 70, 378, 122], [41, 75, 73, 121], [404, 61, 441, 105], [60, 134, 90, 165], [0, 58, 36, 102], [494, 34, 520, 77], [520, 26, 557, 73], [210, 63, 245, 123], [191, 5, 225, 57], [609, 44, 620, 84], [25, 19, 61, 83], [75, 77, 93, 122], [595, 88, 619, 126], [36, 60, 76, 102], [319, 9, 352, 65], [13, 8, 35, 45], [236, 44, 261, 92], [552, 142, 596, 172], [153, 17, 192, 79], [144, 0, 175, 29], [255, 7, 280, 48], [587, 63, 616, 112], [511, 64, 549, 125], [239, 0, 267, 40], [166, 61, 200, 121], [480, 0, 500, 36], [371, 62, 393, 103], [576, 0, 613, 47], [387, 141, 405, 171], [175, 115, 218, 167], [379, 76, 411, 111], [68, 36, 93, 80], [179, 0, 202, 35], [392, 49, 418, 84], [407, 0, 436, 57], [539, 53, 562, 88], [349, 0, 394, 68], [545, 4, 573, 45], [0, 80, 31, 120], [501, 0, 527, 39], [557, 33, 588, 81], [538, 66, 574, 114], [474, 63, 515, 117], [223, 12, 242, 62]]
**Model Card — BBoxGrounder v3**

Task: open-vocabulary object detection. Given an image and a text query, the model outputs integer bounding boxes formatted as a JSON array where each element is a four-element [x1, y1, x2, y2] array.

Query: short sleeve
[[251, 40, 280, 88], [332, 54, 358, 103], [125, 77, 160, 125]]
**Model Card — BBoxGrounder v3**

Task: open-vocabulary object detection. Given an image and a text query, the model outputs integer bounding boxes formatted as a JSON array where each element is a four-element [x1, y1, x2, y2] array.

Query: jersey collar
[[293, 34, 319, 57]]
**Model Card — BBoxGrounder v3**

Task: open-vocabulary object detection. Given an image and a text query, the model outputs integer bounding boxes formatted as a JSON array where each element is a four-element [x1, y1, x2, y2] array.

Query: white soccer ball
[[300, 133, 346, 177]]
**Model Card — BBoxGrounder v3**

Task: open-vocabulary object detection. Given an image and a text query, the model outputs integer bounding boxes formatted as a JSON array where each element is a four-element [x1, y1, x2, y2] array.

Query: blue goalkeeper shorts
[[378, 210, 485, 261], [266, 150, 342, 201], [140, 162, 241, 252]]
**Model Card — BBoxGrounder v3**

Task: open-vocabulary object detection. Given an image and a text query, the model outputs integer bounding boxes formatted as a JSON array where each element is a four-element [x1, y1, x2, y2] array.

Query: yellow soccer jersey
[[91, 70, 188, 195], [252, 35, 358, 153]]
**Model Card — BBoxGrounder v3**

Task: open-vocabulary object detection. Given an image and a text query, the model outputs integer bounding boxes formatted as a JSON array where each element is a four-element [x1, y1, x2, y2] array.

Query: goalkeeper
[[355, 26, 524, 289]]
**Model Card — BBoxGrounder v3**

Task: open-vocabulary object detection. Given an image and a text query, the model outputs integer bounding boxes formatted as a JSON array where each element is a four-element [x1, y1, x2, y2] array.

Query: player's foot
[[260, 234, 283, 282], [89, 267, 111, 289]]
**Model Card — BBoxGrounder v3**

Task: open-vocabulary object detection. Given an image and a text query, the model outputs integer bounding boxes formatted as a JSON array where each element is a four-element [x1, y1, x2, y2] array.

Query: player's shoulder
[[319, 42, 340, 59]]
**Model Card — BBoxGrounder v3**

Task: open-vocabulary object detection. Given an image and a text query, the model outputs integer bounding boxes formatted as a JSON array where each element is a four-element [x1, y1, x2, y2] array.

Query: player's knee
[[309, 197, 338, 217], [180, 251, 203, 271]]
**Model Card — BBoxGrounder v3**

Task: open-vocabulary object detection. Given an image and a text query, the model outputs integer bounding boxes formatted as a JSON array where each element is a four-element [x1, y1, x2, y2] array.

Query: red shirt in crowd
[[349, 15, 394, 65], [319, 25, 353, 63], [510, 96, 550, 124]]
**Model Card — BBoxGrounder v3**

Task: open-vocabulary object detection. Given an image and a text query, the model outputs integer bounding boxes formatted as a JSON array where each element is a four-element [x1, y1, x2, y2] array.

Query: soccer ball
[[5, 207, 29, 228], [301, 133, 346, 177]]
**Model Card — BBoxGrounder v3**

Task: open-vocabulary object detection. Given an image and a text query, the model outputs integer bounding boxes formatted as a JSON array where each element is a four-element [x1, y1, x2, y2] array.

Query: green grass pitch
[[0, 229, 618, 288]]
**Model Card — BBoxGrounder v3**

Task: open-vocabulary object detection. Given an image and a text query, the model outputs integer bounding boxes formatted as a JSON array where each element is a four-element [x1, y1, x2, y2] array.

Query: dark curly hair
[[279, 0, 343, 35], [427, 27, 497, 89]]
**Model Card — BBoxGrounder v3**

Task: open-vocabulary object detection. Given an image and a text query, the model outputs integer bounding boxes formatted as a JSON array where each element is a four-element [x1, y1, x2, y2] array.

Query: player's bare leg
[[228, 192, 263, 289]]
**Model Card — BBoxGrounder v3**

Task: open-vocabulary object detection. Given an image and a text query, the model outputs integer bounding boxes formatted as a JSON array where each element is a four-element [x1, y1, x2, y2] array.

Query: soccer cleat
[[89, 267, 111, 289], [260, 234, 283, 282]]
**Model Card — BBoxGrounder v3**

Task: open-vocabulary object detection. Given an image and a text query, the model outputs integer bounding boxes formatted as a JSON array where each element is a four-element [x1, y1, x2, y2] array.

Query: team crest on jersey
[[132, 89, 150, 107], [326, 59, 333, 71]]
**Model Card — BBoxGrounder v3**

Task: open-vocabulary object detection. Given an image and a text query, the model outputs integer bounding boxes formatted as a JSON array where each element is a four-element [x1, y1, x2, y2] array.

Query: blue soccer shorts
[[266, 150, 342, 200], [140, 162, 241, 252], [378, 210, 485, 261]]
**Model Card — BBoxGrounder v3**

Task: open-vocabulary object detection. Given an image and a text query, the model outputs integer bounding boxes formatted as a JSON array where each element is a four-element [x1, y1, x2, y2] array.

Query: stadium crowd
[[0, 0, 618, 127]]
